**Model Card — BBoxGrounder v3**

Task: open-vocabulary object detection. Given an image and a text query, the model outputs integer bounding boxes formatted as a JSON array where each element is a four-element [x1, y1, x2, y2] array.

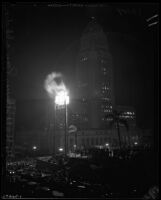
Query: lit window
[[81, 57, 88, 61]]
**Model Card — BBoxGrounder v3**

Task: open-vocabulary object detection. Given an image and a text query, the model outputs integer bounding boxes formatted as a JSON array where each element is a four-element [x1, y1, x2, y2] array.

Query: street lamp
[[32, 146, 37, 157], [105, 143, 109, 147], [58, 148, 64, 152], [32, 146, 37, 150], [55, 91, 69, 156]]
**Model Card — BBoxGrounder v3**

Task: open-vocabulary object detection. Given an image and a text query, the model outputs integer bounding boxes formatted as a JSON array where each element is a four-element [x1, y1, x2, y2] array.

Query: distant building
[[6, 98, 16, 160], [53, 128, 140, 153], [5, 6, 16, 160], [72, 17, 115, 129]]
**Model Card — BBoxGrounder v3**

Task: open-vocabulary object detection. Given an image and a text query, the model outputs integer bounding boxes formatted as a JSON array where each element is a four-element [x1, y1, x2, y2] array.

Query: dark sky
[[8, 3, 158, 129]]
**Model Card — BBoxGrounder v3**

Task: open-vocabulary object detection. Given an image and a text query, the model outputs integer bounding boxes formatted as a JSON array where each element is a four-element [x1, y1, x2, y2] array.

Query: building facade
[[6, 98, 16, 160], [72, 17, 115, 130], [5, 6, 16, 160], [53, 128, 140, 153], [116, 105, 136, 128]]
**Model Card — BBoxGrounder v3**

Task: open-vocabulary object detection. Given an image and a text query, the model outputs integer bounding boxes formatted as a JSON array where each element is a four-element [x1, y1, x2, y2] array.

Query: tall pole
[[64, 101, 67, 156], [117, 121, 122, 150], [75, 132, 77, 147], [127, 130, 131, 148], [66, 102, 68, 155], [53, 102, 56, 156]]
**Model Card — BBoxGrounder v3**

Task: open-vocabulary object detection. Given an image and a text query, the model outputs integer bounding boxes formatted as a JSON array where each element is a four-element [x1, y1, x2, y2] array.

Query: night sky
[[8, 3, 158, 130]]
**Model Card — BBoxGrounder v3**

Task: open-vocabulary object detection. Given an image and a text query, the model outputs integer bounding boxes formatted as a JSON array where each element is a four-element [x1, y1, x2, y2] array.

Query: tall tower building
[[5, 5, 16, 161], [73, 18, 115, 129]]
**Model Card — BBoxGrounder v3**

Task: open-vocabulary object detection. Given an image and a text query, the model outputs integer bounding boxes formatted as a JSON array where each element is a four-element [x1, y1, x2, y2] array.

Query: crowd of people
[[3, 146, 159, 198]]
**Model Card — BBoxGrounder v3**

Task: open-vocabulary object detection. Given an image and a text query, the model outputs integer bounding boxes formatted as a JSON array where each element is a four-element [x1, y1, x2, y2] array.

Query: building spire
[[91, 16, 95, 20], [83, 17, 102, 35]]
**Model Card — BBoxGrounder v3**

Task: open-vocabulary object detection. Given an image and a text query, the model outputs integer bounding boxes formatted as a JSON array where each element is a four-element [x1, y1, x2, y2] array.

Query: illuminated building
[[116, 105, 136, 128], [73, 17, 115, 129]]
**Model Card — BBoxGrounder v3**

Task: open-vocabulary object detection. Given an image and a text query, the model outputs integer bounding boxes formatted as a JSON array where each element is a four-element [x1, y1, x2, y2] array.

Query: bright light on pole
[[52, 90, 70, 156], [55, 91, 69, 106], [44, 72, 70, 156]]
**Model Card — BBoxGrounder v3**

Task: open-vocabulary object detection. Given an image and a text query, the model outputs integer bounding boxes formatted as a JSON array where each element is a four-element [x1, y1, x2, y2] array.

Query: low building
[[6, 98, 16, 160], [54, 127, 140, 153]]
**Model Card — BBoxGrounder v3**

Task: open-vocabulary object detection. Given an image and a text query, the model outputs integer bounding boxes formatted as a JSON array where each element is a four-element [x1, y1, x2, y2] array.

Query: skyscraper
[[73, 17, 115, 129], [5, 5, 16, 160]]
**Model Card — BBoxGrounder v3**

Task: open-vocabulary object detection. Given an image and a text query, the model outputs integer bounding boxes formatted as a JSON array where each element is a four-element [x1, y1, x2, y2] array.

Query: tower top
[[83, 17, 103, 35], [80, 17, 108, 51], [91, 16, 95, 20]]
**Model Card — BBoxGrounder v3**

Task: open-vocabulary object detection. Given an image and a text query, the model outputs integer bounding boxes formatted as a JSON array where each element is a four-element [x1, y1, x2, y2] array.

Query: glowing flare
[[44, 72, 68, 98], [55, 91, 69, 105]]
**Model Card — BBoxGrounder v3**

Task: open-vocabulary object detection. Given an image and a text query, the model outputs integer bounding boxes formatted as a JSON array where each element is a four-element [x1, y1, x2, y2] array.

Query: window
[[82, 98, 86, 102], [104, 109, 111, 113], [81, 57, 88, 61]]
